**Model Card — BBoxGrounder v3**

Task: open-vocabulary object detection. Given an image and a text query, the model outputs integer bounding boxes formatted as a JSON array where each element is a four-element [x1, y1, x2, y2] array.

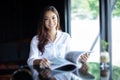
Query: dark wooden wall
[[0, 0, 65, 43], [0, 0, 67, 74]]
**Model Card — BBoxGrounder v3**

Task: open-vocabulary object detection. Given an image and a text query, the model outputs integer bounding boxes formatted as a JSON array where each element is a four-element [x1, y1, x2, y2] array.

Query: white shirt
[[27, 30, 72, 80], [27, 30, 72, 66]]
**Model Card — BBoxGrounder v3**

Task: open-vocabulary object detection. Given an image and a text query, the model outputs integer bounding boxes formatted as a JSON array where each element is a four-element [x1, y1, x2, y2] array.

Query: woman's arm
[[79, 53, 89, 74], [27, 36, 51, 72], [27, 36, 40, 66]]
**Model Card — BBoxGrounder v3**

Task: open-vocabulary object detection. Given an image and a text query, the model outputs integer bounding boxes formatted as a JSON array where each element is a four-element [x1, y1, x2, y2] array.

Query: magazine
[[49, 51, 93, 72]]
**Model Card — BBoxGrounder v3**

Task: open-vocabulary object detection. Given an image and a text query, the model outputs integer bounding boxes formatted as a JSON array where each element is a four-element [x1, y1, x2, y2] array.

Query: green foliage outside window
[[112, 0, 120, 17], [71, 0, 120, 19]]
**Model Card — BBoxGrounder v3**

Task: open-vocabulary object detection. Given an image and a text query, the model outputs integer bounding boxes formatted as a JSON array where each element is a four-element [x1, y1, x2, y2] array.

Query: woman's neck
[[49, 30, 57, 42]]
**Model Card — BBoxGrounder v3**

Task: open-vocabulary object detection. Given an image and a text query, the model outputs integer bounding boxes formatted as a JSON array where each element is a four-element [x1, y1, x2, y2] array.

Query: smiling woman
[[27, 5, 90, 80], [43, 10, 58, 42], [27, 6, 72, 80], [0, 0, 70, 80], [44, 11, 58, 29]]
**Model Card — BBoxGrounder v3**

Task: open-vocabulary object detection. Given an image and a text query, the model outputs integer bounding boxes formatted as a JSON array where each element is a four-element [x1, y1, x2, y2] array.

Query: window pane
[[71, 0, 100, 62], [112, 0, 120, 80], [71, 0, 100, 80]]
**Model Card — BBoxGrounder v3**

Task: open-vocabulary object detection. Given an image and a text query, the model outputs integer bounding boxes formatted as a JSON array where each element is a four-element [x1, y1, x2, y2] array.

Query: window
[[71, 0, 100, 79], [70, 0, 120, 80], [71, 0, 100, 63], [111, 0, 120, 79]]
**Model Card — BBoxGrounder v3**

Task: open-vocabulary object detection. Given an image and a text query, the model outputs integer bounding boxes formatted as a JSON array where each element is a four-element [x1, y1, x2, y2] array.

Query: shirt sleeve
[[27, 36, 42, 66]]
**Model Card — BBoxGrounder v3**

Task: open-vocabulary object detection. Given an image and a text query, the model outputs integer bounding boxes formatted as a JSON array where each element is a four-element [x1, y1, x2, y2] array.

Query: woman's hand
[[33, 58, 51, 72], [39, 58, 51, 69], [79, 53, 88, 64], [79, 53, 89, 75]]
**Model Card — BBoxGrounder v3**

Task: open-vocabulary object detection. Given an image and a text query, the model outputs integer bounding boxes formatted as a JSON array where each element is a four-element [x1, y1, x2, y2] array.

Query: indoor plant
[[100, 39, 109, 63]]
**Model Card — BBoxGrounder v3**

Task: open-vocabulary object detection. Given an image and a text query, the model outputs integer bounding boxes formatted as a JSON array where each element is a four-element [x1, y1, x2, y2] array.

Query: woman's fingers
[[43, 58, 51, 68], [80, 53, 88, 63], [40, 58, 51, 69]]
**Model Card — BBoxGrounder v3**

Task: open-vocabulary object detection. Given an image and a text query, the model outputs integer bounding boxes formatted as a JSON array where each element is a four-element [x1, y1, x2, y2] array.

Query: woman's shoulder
[[32, 35, 38, 40], [31, 35, 38, 43], [57, 30, 70, 37]]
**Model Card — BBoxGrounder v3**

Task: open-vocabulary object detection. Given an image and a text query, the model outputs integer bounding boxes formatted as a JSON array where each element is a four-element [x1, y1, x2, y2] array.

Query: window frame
[[66, 0, 113, 79]]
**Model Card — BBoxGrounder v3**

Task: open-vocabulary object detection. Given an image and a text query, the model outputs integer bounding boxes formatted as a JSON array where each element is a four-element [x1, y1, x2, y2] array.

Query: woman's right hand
[[33, 58, 51, 72], [39, 58, 51, 69]]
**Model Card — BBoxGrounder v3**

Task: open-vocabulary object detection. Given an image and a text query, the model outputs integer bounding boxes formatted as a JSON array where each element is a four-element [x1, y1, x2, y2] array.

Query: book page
[[65, 51, 93, 64], [49, 57, 77, 72]]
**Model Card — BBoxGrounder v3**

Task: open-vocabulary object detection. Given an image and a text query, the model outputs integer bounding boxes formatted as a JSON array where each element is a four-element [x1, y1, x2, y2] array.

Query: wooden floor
[[0, 75, 12, 80]]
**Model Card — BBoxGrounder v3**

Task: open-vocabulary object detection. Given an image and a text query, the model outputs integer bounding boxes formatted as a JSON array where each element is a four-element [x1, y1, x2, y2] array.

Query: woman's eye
[[44, 18, 48, 20], [52, 16, 56, 19]]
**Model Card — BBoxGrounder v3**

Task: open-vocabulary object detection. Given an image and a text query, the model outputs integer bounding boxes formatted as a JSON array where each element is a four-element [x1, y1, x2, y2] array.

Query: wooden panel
[[0, 75, 12, 80]]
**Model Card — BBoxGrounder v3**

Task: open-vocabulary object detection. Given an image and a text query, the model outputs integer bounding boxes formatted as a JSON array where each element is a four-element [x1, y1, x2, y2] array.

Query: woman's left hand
[[79, 53, 88, 64]]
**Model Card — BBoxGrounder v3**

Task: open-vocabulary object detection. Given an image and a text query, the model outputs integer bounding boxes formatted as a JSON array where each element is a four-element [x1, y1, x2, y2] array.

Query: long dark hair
[[37, 6, 61, 54]]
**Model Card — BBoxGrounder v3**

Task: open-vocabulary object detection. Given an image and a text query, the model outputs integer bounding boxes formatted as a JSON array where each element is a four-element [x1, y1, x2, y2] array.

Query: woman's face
[[44, 11, 58, 31]]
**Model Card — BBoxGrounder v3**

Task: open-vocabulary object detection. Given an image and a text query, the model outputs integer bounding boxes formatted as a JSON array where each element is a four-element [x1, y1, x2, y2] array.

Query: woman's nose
[[49, 19, 53, 24]]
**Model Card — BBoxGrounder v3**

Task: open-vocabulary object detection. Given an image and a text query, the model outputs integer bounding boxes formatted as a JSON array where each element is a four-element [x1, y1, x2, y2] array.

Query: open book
[[49, 51, 92, 72]]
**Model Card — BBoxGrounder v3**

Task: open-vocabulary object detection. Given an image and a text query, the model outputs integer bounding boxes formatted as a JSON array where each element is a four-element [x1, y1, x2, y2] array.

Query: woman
[[27, 6, 88, 80]]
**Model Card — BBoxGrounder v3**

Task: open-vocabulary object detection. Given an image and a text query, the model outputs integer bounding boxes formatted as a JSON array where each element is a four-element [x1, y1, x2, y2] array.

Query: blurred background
[[0, 0, 120, 80]]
